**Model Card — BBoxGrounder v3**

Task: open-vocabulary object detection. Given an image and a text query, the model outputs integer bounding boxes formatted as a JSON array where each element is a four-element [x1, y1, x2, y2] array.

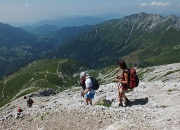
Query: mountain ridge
[[45, 12, 180, 68]]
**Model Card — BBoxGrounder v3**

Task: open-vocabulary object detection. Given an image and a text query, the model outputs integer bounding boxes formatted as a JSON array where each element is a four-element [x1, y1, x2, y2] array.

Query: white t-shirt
[[85, 76, 95, 94]]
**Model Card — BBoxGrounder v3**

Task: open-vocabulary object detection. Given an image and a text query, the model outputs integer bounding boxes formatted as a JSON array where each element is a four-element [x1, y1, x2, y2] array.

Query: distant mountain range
[[0, 12, 180, 78], [21, 16, 105, 35], [21, 13, 124, 35], [45, 12, 180, 68]]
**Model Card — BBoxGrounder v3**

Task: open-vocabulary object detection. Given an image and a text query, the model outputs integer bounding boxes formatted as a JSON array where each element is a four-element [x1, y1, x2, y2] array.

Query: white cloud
[[140, 1, 170, 7], [140, 3, 148, 7], [150, 1, 170, 7], [178, 4, 180, 6], [25, 4, 29, 7]]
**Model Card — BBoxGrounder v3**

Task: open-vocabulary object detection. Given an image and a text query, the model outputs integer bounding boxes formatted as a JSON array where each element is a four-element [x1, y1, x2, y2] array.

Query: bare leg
[[85, 98, 89, 105], [122, 93, 127, 99], [89, 99, 92, 105], [118, 88, 123, 105], [85, 98, 92, 105]]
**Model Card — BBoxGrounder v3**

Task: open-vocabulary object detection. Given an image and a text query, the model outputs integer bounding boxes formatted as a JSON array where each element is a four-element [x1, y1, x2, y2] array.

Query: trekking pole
[[81, 92, 82, 104], [80, 91, 83, 104], [116, 82, 120, 88]]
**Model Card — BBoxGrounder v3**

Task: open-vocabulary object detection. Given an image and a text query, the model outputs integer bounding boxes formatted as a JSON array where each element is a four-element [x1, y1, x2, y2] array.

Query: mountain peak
[[166, 15, 180, 30]]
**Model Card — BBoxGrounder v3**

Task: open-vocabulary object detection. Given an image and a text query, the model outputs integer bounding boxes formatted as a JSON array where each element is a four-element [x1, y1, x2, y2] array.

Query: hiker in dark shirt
[[27, 97, 34, 108], [116, 60, 130, 107]]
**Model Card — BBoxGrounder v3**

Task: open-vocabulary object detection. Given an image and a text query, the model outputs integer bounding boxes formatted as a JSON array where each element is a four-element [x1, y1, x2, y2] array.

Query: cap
[[80, 72, 87, 78]]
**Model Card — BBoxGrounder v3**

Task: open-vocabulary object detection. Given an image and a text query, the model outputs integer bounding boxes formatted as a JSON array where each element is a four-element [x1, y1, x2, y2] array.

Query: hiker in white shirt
[[80, 72, 95, 105]]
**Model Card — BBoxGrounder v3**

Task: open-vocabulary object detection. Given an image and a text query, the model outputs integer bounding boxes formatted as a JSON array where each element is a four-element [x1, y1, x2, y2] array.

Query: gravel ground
[[1, 63, 180, 130]]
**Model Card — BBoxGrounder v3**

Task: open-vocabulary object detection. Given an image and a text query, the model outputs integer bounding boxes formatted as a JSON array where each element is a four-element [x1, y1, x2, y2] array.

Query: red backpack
[[128, 68, 139, 89]]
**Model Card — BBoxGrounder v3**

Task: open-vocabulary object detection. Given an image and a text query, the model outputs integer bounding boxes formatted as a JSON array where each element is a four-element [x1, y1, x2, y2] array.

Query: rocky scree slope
[[0, 63, 180, 130]]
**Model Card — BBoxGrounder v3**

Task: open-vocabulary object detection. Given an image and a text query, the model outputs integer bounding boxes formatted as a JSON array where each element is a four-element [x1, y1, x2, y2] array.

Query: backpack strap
[[122, 68, 130, 88]]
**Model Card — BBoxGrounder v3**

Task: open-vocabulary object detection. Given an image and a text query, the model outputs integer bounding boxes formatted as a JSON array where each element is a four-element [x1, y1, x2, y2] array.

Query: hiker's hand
[[81, 92, 84, 97], [116, 79, 121, 82], [116, 74, 122, 79]]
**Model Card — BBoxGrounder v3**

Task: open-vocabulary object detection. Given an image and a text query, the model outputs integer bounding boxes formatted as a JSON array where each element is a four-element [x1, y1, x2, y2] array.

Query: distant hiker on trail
[[15, 107, 23, 119], [17, 107, 22, 113], [80, 72, 99, 105], [116, 60, 131, 107], [27, 97, 34, 108]]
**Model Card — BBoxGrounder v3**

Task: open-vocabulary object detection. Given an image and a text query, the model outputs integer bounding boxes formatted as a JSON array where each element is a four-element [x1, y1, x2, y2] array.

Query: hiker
[[116, 60, 131, 106], [27, 97, 34, 108], [15, 107, 23, 119], [17, 107, 22, 113], [80, 72, 96, 105]]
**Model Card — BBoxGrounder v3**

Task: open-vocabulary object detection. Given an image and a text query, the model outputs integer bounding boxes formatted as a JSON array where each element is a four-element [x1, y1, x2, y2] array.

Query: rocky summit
[[0, 63, 180, 130]]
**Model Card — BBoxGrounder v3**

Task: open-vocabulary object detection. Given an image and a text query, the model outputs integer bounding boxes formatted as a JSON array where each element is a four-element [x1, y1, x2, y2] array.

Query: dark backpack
[[128, 68, 139, 89], [27, 98, 34, 104], [89, 77, 99, 90]]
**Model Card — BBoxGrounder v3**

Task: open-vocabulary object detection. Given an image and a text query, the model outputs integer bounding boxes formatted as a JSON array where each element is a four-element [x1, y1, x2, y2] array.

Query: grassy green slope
[[138, 28, 180, 66], [0, 59, 89, 107]]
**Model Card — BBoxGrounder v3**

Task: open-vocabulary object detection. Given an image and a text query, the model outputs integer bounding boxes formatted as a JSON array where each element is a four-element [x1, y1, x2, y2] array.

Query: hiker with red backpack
[[116, 60, 139, 107], [80, 72, 99, 105]]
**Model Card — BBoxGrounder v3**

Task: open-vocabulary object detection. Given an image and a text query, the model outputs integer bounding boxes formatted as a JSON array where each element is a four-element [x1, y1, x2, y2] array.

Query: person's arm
[[82, 88, 90, 95], [116, 73, 128, 84], [82, 78, 91, 95], [81, 90, 85, 96]]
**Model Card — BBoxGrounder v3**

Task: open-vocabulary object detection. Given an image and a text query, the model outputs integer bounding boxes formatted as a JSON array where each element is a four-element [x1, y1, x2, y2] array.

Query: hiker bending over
[[80, 72, 95, 105], [116, 60, 130, 107], [15, 107, 23, 119], [17, 107, 22, 114]]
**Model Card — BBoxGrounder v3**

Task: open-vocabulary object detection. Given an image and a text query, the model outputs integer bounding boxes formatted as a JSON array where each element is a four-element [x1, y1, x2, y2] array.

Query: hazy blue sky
[[0, 0, 180, 23]]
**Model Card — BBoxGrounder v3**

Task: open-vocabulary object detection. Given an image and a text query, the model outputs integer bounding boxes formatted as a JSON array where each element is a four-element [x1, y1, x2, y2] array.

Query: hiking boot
[[119, 103, 123, 107], [124, 98, 130, 105]]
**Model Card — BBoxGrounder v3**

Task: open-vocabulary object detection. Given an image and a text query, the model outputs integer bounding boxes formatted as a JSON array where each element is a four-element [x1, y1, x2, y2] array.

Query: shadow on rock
[[128, 97, 148, 106]]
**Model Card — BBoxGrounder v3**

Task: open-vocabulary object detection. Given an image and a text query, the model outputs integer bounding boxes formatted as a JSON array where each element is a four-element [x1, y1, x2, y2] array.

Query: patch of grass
[[149, 76, 157, 81], [28, 118, 33, 123], [159, 105, 167, 108], [168, 88, 177, 92], [95, 99, 112, 108], [138, 68, 155, 79], [15, 88, 40, 99], [40, 112, 49, 121], [163, 69, 180, 76], [95, 102, 111, 108]]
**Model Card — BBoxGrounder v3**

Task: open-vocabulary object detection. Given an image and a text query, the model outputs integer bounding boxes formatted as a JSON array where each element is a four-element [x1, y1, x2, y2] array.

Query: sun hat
[[80, 72, 87, 78]]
